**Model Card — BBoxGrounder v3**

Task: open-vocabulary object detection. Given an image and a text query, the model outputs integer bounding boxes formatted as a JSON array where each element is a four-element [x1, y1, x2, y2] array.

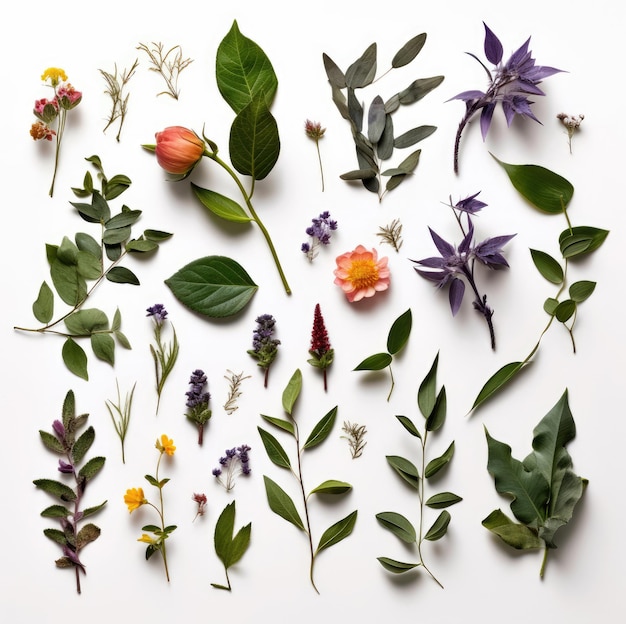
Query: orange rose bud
[[155, 126, 205, 178]]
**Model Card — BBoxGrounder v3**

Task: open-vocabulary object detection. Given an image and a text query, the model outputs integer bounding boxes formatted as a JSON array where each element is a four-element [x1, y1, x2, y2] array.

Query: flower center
[[347, 258, 379, 289]]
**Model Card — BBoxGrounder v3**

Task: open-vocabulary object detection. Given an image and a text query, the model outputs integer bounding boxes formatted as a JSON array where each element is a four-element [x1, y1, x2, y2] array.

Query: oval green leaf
[[555, 299, 576, 323], [424, 510, 451, 541], [309, 480, 353, 496], [353, 352, 392, 371], [106, 266, 140, 285], [569, 280, 596, 303], [530, 249, 563, 284], [261, 415, 295, 436], [257, 427, 291, 469], [191, 183, 252, 223], [377, 556, 420, 574], [387, 308, 412, 355], [263, 475, 304, 531], [391, 33, 427, 68], [65, 309, 109, 335], [375, 511, 416, 543], [165, 255, 257, 318], [386, 455, 420, 489], [62, 337, 88, 380], [425, 492, 463, 509], [33, 281, 54, 324]]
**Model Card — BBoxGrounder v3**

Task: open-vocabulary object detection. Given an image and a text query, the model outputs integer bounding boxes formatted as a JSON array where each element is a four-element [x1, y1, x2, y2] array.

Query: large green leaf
[[65, 308, 109, 335], [214, 501, 251, 568], [493, 157, 574, 214], [216, 20, 278, 114], [263, 476, 305, 531], [229, 94, 280, 180], [165, 256, 257, 318], [418, 353, 439, 418], [191, 184, 252, 223], [559, 226, 609, 259], [315, 510, 357, 555]]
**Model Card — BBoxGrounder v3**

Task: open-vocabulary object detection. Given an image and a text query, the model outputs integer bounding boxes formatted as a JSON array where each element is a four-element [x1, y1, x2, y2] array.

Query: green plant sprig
[[211, 501, 252, 591], [376, 353, 460, 588], [258, 369, 357, 593], [100, 59, 139, 141], [471, 159, 608, 413], [105, 379, 135, 463], [483, 389, 587, 578], [323, 34, 443, 202], [137, 41, 192, 99], [353, 308, 412, 400], [14, 156, 172, 379], [34, 390, 107, 594]]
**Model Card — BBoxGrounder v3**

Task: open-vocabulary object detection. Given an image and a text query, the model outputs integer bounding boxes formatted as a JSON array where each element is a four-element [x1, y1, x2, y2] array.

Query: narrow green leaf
[[216, 20, 278, 114], [353, 352, 392, 371], [472, 362, 525, 412], [530, 249, 564, 284], [386, 455, 420, 489], [569, 280, 596, 303], [425, 492, 463, 509], [322, 53, 346, 89], [424, 441, 455, 478], [391, 33, 427, 68], [165, 256, 258, 318], [263, 475, 305, 531], [418, 352, 439, 418], [191, 184, 252, 223], [261, 415, 295, 436], [424, 510, 451, 541], [229, 94, 280, 180], [393, 125, 437, 149], [257, 427, 291, 469], [82, 500, 107, 518], [62, 338, 89, 380], [303, 406, 337, 450], [143, 229, 173, 242], [106, 266, 140, 285], [105, 210, 142, 230], [395, 415, 421, 439], [309, 480, 353, 496], [316, 510, 358, 555], [33, 478, 77, 502], [425, 386, 447, 432], [375, 511, 416, 543], [397, 76, 444, 105], [282, 369, 302, 416], [493, 157, 574, 214], [377, 556, 420, 573], [44, 528, 68, 546], [33, 281, 54, 323], [387, 308, 412, 355]]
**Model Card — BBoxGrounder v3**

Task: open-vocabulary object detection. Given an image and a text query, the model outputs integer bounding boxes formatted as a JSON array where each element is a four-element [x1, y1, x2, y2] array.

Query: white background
[[2, 0, 623, 621]]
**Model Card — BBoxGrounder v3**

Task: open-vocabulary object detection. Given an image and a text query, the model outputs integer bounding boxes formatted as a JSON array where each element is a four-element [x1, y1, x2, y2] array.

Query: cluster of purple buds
[[301, 211, 338, 261], [185, 369, 212, 445], [248, 314, 280, 387], [146, 303, 168, 325], [212, 445, 252, 492]]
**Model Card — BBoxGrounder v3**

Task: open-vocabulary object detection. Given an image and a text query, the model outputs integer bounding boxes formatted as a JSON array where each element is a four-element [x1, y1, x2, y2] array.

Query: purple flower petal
[[483, 23, 503, 65], [449, 278, 465, 316]]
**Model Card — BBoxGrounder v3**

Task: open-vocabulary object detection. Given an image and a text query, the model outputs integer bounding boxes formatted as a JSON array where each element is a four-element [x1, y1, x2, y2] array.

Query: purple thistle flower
[[146, 303, 168, 324], [302, 211, 338, 261], [450, 23, 563, 173]]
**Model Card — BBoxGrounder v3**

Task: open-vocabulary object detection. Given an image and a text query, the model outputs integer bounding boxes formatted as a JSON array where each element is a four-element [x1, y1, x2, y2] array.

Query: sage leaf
[[386, 455, 420, 489], [165, 255, 258, 318], [216, 20, 278, 114], [78, 456, 105, 481], [386, 308, 412, 355], [191, 184, 252, 223], [309, 480, 352, 496], [353, 352, 393, 371], [303, 406, 337, 450], [376, 511, 416, 543], [282, 369, 302, 415], [257, 427, 291, 469], [263, 475, 305, 531], [391, 33, 427, 68], [230, 94, 280, 180], [493, 157, 574, 213], [39, 430, 64, 454], [72, 426, 95, 464], [471, 361, 525, 412], [41, 505, 71, 518], [62, 338, 89, 380], [530, 249, 563, 284], [423, 510, 451, 541], [315, 510, 357, 555], [33, 478, 77, 502], [393, 125, 437, 149], [76, 523, 101, 549], [425, 492, 463, 509], [377, 557, 420, 573], [33, 281, 54, 324]]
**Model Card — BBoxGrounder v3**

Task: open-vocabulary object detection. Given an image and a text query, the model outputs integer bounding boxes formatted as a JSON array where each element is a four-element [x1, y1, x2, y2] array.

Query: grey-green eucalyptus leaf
[[393, 125, 437, 149], [345, 43, 377, 88], [397, 76, 444, 105], [471, 361, 525, 412], [322, 53, 346, 88], [391, 33, 427, 68]]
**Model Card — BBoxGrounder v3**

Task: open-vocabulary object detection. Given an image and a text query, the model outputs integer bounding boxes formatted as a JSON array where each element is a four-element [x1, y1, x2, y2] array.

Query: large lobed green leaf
[[216, 20, 278, 114], [165, 256, 257, 318]]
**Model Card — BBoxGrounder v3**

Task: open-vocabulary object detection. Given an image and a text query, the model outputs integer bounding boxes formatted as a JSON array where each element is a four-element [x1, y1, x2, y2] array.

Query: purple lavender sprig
[[185, 369, 212, 445], [450, 23, 563, 173], [410, 192, 515, 350], [301, 211, 338, 262], [212, 445, 252, 492], [34, 390, 107, 594], [247, 314, 280, 387]]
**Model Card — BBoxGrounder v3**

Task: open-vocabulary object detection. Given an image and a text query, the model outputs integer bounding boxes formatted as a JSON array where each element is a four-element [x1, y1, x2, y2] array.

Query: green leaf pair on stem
[[15, 156, 172, 379], [258, 369, 357, 593], [376, 353, 460, 587], [34, 390, 107, 594], [471, 159, 608, 413], [353, 308, 412, 400], [323, 34, 443, 201], [483, 390, 587, 578]]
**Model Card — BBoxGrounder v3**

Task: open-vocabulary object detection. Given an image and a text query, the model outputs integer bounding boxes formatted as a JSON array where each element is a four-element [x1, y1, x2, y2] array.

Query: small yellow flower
[[138, 533, 157, 545], [156, 434, 176, 456], [124, 487, 147, 513], [41, 67, 67, 87]]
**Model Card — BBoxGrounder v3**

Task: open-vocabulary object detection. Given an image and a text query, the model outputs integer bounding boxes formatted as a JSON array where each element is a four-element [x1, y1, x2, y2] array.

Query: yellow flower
[[138, 534, 157, 545], [124, 487, 147, 513], [156, 434, 176, 456], [41, 67, 67, 87]]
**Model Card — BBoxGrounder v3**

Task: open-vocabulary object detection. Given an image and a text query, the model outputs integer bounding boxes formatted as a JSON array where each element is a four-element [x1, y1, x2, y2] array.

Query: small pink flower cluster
[[30, 81, 82, 142]]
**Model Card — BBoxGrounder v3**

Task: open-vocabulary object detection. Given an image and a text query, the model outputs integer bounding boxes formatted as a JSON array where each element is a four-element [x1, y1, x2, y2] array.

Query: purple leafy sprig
[[450, 23, 563, 173], [411, 192, 515, 350]]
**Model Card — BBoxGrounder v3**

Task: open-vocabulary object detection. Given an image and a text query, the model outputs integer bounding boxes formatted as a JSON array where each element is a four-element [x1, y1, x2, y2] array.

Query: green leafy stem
[[259, 369, 357, 593], [471, 159, 608, 413], [376, 353, 461, 588]]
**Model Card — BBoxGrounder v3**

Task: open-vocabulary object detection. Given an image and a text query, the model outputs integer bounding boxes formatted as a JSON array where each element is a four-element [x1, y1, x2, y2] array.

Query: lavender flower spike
[[450, 23, 563, 173]]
